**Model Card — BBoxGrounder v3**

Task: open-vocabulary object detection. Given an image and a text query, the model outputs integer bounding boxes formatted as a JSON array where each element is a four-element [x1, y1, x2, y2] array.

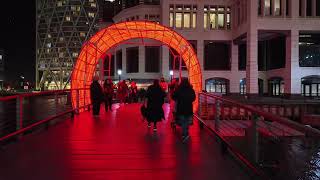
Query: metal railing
[[196, 92, 320, 180], [0, 89, 90, 142]]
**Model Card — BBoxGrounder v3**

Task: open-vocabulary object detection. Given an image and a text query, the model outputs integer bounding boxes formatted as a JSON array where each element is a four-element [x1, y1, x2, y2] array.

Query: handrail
[[194, 114, 268, 179], [0, 89, 90, 143], [200, 92, 320, 136], [197, 92, 320, 179]]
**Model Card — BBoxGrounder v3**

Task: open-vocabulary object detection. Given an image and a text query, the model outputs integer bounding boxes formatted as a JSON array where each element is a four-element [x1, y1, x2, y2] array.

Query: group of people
[[89, 77, 140, 116], [143, 77, 195, 142], [90, 76, 196, 142]]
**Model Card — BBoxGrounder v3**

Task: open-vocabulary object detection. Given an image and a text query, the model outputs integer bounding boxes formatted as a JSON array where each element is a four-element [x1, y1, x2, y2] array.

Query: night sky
[[0, 1, 36, 83]]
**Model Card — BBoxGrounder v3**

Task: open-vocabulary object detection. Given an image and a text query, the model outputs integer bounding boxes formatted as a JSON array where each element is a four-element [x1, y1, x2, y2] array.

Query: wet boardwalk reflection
[[0, 103, 249, 180]]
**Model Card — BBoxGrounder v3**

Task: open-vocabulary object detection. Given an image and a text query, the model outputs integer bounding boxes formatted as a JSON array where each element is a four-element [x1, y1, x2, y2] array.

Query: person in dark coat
[[90, 76, 104, 116], [103, 79, 114, 112], [145, 79, 166, 131], [172, 78, 196, 142]]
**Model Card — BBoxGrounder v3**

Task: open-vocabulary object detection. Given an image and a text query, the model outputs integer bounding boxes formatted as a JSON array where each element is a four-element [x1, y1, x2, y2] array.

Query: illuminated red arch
[[71, 21, 202, 110]]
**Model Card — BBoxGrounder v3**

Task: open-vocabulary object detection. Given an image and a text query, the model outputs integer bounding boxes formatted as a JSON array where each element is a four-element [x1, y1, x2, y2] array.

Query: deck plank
[[0, 103, 249, 180]]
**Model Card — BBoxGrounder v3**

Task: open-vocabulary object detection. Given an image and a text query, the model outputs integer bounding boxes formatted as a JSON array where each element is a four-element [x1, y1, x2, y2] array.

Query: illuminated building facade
[[104, 0, 320, 97], [36, 0, 101, 90]]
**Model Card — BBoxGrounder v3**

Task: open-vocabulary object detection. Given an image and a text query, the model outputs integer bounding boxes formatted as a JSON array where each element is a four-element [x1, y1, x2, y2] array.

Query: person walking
[[90, 76, 104, 117], [129, 80, 138, 103], [145, 79, 166, 131], [160, 77, 168, 93], [103, 79, 114, 112], [117, 80, 128, 105], [172, 78, 196, 142]]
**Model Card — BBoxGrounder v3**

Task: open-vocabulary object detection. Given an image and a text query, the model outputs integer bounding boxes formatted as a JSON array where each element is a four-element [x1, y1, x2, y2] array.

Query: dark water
[[227, 135, 320, 179], [0, 94, 72, 137]]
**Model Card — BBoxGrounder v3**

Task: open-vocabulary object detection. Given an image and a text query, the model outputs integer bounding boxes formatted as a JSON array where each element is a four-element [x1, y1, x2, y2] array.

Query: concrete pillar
[[139, 45, 145, 73], [302, 0, 307, 17], [122, 46, 127, 79], [230, 43, 239, 94], [197, 40, 205, 90], [282, 0, 286, 17], [261, 0, 265, 17], [246, 0, 259, 95], [271, 0, 275, 16], [161, 0, 169, 26], [284, 30, 300, 95], [197, 2, 204, 31], [291, 0, 300, 17], [312, 0, 317, 17], [161, 46, 170, 80]]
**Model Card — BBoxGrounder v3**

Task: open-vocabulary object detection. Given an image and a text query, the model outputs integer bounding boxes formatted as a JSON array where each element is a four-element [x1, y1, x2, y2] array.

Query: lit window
[[65, 16, 71, 21], [209, 13, 216, 29], [227, 13, 231, 29], [0, 55, 2, 60], [170, 12, 174, 27], [176, 5, 182, 11], [57, 1, 62, 7], [265, 0, 271, 16], [59, 52, 64, 58], [175, 12, 182, 28], [218, 13, 224, 29], [274, 0, 281, 15], [72, 52, 79, 57], [170, 5, 174, 11], [91, 3, 96, 8], [192, 13, 196, 28], [184, 5, 191, 11], [204, 13, 208, 29], [193, 5, 197, 11], [59, 37, 64, 41], [88, 12, 95, 18], [48, 34, 52, 38], [47, 43, 51, 48], [183, 12, 191, 28], [80, 32, 86, 37]]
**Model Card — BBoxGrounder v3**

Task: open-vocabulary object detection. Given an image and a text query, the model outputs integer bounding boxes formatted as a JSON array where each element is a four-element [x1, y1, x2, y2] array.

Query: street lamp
[[169, 70, 173, 81], [117, 69, 122, 81]]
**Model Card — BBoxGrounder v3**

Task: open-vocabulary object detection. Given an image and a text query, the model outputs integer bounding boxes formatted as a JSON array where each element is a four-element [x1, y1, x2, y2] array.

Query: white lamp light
[[169, 70, 173, 76], [117, 69, 122, 75]]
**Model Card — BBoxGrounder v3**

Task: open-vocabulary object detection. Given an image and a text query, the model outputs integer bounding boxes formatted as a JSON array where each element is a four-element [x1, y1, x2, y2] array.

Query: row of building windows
[[169, 4, 231, 30], [299, 0, 320, 17], [111, 36, 319, 74], [258, 0, 320, 17], [123, 14, 160, 23], [169, 4, 197, 29], [115, 46, 161, 73], [205, 76, 320, 97], [258, 0, 288, 16], [204, 5, 231, 30]]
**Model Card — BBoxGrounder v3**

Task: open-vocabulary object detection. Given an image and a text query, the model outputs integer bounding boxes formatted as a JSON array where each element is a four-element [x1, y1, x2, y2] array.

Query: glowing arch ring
[[71, 21, 202, 111]]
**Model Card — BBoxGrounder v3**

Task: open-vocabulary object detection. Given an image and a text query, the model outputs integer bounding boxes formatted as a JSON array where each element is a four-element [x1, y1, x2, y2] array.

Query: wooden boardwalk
[[0, 103, 249, 180]]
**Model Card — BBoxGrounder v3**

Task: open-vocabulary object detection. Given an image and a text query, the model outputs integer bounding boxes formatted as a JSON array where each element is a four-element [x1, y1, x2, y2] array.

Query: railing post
[[252, 113, 260, 164], [215, 100, 220, 131], [16, 96, 23, 131], [54, 92, 58, 116], [75, 89, 80, 114]]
